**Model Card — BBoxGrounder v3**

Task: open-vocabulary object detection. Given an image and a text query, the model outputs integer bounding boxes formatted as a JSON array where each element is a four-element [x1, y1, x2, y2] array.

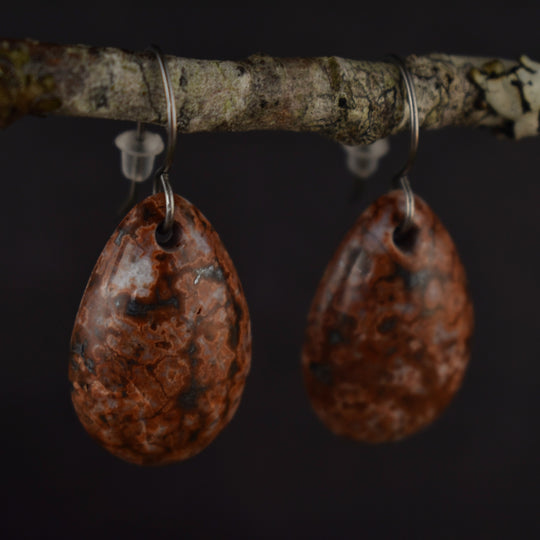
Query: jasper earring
[[302, 56, 474, 443], [69, 46, 251, 465]]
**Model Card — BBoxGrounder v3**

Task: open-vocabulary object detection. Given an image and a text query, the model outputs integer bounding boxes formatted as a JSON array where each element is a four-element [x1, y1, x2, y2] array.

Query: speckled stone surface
[[302, 190, 474, 443], [69, 193, 251, 465]]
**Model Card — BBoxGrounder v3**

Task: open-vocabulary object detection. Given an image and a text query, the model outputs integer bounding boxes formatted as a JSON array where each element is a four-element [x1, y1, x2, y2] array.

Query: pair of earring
[[69, 50, 473, 466]]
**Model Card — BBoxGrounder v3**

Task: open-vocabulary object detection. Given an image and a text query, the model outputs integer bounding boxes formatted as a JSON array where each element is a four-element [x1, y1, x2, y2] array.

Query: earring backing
[[342, 138, 390, 179], [388, 55, 419, 234]]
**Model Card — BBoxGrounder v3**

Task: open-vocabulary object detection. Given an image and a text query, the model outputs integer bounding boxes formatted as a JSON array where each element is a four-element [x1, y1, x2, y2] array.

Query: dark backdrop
[[3, 5, 540, 539]]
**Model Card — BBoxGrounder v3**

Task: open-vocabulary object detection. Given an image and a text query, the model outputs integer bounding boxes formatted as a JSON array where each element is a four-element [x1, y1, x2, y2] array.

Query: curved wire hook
[[388, 55, 419, 233], [150, 44, 177, 234]]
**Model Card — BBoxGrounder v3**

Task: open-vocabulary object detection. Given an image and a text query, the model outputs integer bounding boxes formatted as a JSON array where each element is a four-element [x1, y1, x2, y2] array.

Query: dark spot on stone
[[72, 341, 95, 374], [236, 65, 246, 76], [187, 342, 199, 366], [155, 341, 171, 350], [184, 209, 196, 226], [309, 362, 333, 385], [188, 427, 202, 443], [260, 99, 268, 108], [84, 356, 95, 374], [228, 322, 239, 349], [228, 359, 240, 379], [177, 380, 206, 410], [71, 341, 84, 356], [133, 344, 144, 359], [125, 296, 179, 317], [99, 414, 108, 424], [232, 298, 244, 325], [329, 330, 344, 344], [336, 312, 357, 336], [338, 97, 347, 108], [378, 316, 398, 334], [141, 204, 155, 222], [394, 264, 413, 290], [126, 299, 151, 317]]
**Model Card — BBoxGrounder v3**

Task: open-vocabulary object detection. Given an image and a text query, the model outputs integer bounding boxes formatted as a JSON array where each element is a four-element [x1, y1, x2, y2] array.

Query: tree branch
[[1, 38, 538, 143]]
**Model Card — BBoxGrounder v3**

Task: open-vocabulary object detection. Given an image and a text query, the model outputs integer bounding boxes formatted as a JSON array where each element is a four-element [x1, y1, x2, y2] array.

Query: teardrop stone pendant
[[69, 193, 251, 465], [302, 190, 474, 442]]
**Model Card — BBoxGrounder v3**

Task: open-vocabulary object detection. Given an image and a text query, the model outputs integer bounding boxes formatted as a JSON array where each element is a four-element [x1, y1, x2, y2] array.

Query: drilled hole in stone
[[392, 223, 419, 253], [155, 221, 182, 250]]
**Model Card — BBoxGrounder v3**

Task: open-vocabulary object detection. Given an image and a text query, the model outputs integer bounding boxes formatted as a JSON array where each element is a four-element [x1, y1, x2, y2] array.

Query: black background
[[3, 5, 540, 539]]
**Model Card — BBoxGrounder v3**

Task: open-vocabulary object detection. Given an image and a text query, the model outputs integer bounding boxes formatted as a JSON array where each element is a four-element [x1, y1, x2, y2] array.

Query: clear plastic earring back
[[115, 128, 164, 183]]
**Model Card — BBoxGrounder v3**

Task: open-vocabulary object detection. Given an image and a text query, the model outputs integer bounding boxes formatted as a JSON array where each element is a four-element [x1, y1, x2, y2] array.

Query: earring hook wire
[[388, 55, 419, 233], [150, 44, 177, 234]]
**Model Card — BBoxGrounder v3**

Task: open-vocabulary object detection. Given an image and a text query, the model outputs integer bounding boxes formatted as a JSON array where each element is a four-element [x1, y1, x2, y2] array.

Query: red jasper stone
[[302, 190, 474, 442], [69, 193, 251, 465]]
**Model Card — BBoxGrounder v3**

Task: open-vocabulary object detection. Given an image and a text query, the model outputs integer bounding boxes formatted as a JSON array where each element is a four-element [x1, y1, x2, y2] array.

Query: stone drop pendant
[[302, 190, 474, 442], [69, 193, 251, 465]]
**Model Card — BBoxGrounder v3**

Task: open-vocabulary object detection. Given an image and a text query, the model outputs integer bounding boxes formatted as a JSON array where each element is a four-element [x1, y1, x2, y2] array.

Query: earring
[[69, 46, 251, 465], [302, 56, 474, 443]]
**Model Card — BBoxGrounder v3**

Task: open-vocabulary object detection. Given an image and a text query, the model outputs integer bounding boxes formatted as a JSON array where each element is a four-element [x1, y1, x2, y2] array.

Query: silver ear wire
[[149, 44, 178, 236], [388, 55, 420, 233]]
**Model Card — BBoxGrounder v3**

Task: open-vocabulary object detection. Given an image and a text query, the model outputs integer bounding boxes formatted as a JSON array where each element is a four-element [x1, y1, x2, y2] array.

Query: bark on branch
[[1, 38, 538, 144]]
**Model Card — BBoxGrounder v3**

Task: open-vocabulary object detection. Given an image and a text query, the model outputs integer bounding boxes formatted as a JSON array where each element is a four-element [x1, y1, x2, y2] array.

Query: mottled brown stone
[[69, 193, 251, 465], [302, 190, 474, 442]]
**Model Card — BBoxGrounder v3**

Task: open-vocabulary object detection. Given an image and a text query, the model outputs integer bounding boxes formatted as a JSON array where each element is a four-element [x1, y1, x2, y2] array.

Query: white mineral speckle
[[109, 257, 156, 297]]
